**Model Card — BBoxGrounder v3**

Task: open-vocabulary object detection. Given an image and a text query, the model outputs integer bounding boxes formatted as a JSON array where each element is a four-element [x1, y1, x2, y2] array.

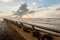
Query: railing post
[[42, 34, 53, 40], [31, 25, 41, 40]]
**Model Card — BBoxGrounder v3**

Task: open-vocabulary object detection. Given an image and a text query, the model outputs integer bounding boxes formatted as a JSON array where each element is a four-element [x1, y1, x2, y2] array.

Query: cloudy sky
[[0, 0, 60, 12], [0, 0, 60, 18]]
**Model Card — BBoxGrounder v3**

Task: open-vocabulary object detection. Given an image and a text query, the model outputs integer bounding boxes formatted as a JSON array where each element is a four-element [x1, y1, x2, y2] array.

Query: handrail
[[3, 18, 60, 37], [19, 21, 60, 33]]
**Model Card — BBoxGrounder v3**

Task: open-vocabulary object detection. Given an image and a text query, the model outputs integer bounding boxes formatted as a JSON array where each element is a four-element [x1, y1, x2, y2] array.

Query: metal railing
[[3, 18, 60, 40]]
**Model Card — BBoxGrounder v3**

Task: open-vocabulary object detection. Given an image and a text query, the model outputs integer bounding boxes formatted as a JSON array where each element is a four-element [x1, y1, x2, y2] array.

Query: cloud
[[22, 4, 60, 18], [12, 2, 43, 18], [39, 0, 42, 1], [22, 7, 49, 18], [43, 4, 60, 18], [32, 2, 36, 5], [0, 12, 14, 18], [1, 0, 13, 3], [14, 2, 29, 17], [12, 2, 60, 18]]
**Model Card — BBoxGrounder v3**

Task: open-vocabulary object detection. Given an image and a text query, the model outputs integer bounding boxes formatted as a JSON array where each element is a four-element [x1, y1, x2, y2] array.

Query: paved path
[[0, 20, 25, 40]]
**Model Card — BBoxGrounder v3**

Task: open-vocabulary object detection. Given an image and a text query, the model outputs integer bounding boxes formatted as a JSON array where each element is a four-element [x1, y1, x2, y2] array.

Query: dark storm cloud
[[29, 11, 35, 13], [15, 2, 29, 17]]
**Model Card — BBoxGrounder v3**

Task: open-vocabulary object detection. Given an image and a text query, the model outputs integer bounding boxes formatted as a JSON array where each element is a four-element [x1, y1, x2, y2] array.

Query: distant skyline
[[0, 0, 60, 13]]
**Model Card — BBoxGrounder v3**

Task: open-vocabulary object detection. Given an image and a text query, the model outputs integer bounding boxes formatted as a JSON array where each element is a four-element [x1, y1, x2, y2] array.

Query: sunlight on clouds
[[1, 0, 13, 3], [32, 2, 36, 5], [0, 12, 14, 18], [0, 4, 60, 18], [22, 4, 60, 18], [22, 10, 49, 18], [46, 5, 60, 18], [11, 2, 60, 18]]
